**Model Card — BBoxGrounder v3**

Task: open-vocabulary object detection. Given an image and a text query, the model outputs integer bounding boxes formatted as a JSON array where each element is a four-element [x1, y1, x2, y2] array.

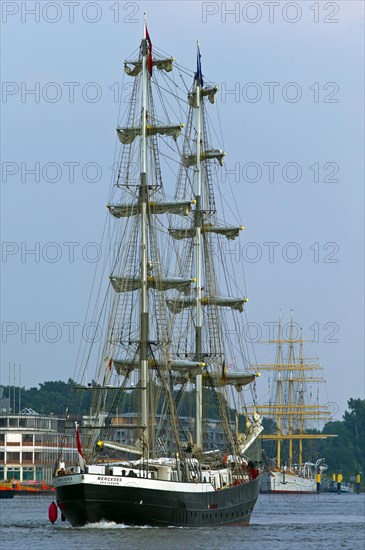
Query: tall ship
[[53, 20, 264, 527], [248, 318, 335, 493]]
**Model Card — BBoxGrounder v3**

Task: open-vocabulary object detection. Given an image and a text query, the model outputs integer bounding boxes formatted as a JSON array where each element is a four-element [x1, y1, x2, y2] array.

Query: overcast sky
[[1, 1, 364, 418]]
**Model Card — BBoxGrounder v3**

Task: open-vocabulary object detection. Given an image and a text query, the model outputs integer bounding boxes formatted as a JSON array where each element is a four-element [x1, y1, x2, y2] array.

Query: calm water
[[1, 493, 364, 550]]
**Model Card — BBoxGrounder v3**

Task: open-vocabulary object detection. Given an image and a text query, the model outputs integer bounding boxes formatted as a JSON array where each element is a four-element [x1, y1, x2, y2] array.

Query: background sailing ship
[[247, 318, 336, 493], [53, 20, 264, 526]]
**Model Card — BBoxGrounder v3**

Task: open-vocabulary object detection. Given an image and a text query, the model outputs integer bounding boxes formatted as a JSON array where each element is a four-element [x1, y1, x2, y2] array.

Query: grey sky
[[1, 1, 364, 418]]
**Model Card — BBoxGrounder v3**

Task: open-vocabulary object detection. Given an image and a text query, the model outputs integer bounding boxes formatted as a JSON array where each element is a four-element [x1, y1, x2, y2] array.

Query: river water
[[1, 492, 364, 550]]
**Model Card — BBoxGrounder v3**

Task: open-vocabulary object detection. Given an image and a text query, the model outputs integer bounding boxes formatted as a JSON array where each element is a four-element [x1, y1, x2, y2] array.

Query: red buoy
[[48, 502, 58, 524]]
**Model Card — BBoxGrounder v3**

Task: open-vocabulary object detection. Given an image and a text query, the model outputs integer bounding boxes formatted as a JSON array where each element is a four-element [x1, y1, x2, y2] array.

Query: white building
[[0, 409, 77, 482]]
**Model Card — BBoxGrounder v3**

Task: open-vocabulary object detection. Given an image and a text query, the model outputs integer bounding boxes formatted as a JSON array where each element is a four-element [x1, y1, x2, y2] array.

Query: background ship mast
[[249, 317, 336, 468]]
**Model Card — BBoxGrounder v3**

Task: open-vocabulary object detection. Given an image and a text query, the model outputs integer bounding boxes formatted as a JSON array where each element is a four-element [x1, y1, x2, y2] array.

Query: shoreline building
[[0, 407, 77, 482]]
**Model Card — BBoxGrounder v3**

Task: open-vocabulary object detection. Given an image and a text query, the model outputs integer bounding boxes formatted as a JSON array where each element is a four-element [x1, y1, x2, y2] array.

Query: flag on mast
[[195, 43, 203, 86], [146, 27, 153, 77]]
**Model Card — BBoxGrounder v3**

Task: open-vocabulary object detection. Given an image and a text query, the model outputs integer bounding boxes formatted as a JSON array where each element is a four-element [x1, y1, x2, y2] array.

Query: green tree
[[343, 398, 365, 466], [318, 398, 365, 480]]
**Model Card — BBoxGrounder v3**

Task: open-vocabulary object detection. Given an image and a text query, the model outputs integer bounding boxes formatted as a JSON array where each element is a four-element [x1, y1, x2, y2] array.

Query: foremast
[[94, 22, 192, 463]]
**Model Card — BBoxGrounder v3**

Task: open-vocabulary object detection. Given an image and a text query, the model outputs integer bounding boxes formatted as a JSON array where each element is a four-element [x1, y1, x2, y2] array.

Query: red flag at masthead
[[146, 27, 153, 77]]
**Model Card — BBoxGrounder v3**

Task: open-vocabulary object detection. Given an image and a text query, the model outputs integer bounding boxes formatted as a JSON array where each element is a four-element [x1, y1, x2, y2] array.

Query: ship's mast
[[248, 316, 336, 467], [298, 332, 304, 465], [276, 316, 282, 468], [288, 319, 294, 467], [140, 14, 149, 459], [194, 42, 203, 450]]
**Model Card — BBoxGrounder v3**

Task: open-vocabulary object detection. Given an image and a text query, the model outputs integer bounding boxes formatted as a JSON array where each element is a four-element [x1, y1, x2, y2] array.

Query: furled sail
[[202, 372, 256, 389], [169, 224, 244, 241], [113, 358, 205, 377], [101, 441, 143, 456], [107, 201, 192, 218], [124, 57, 174, 77], [188, 85, 218, 107], [182, 148, 226, 167], [171, 371, 257, 390], [110, 276, 195, 294], [117, 124, 184, 145], [166, 296, 248, 313]]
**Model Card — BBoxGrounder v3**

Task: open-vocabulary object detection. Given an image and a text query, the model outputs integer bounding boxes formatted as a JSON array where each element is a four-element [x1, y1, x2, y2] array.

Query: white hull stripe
[[54, 474, 216, 493]]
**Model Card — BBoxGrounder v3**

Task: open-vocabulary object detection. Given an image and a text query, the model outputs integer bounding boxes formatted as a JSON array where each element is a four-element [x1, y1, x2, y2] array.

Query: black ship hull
[[55, 474, 260, 527]]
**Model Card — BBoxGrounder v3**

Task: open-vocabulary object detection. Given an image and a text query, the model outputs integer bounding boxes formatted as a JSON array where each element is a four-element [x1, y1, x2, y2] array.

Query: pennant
[[146, 27, 153, 77], [194, 44, 203, 86]]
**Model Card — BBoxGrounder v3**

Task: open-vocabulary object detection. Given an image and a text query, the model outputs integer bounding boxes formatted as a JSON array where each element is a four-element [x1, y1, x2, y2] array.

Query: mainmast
[[170, 45, 251, 451], [194, 42, 203, 450], [140, 14, 149, 459]]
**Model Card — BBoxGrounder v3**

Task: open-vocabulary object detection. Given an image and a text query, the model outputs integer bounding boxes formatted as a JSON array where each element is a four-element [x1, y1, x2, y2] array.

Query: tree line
[[1, 381, 363, 480]]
